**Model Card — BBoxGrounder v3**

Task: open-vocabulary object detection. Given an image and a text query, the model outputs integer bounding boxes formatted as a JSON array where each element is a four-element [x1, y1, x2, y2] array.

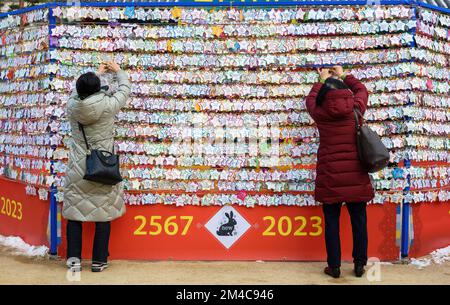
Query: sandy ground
[[0, 247, 449, 285]]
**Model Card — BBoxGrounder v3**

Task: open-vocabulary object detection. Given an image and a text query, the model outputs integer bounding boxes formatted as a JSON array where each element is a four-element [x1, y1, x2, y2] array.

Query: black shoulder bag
[[353, 108, 390, 173], [78, 122, 123, 185]]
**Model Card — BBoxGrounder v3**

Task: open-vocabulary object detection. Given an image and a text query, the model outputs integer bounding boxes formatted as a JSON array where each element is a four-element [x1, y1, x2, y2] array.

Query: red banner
[[59, 203, 404, 261], [409, 202, 450, 258], [0, 177, 49, 247], [1, 177, 448, 261]]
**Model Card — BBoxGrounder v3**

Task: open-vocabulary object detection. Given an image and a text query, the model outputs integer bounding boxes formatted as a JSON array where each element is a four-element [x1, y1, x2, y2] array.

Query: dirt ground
[[0, 247, 448, 285]]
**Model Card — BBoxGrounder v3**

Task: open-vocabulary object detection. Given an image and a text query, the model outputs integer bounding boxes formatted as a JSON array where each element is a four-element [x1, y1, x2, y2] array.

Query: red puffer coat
[[306, 75, 375, 204]]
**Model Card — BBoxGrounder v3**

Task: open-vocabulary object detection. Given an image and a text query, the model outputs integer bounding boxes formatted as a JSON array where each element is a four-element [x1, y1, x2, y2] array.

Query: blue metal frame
[[0, 3, 49, 18], [48, 0, 413, 7], [0, 0, 450, 18], [416, 1, 450, 14], [0, 0, 447, 259], [0, 0, 418, 19], [1, 0, 450, 19]]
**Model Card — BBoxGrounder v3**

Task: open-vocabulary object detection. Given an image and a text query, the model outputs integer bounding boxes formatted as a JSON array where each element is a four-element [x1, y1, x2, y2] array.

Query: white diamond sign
[[205, 206, 251, 249]]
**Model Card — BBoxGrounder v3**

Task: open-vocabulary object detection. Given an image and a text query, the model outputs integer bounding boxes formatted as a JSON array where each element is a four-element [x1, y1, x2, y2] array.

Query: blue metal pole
[[400, 202, 410, 257], [398, 0, 418, 260], [48, 6, 58, 257], [401, 161, 411, 258], [49, 185, 58, 256]]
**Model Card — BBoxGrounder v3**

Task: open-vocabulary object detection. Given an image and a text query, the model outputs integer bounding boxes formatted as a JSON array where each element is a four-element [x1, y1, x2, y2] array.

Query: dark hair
[[316, 77, 350, 106], [76, 72, 101, 100]]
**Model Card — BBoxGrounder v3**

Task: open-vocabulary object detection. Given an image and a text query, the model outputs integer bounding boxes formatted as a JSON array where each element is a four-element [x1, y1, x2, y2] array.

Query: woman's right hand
[[106, 61, 121, 73]]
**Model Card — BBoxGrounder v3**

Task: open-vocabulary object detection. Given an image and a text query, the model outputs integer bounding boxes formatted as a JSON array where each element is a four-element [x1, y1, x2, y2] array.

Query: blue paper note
[[124, 6, 135, 18]]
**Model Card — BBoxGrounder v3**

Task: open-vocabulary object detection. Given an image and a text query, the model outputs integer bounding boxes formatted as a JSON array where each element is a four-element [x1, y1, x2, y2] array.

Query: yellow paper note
[[212, 26, 223, 37], [171, 7, 182, 19]]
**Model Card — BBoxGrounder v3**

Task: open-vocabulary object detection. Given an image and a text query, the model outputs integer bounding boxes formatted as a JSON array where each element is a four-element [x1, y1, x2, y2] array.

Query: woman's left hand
[[97, 64, 108, 75], [331, 65, 345, 78], [317, 68, 331, 81], [106, 61, 122, 73]]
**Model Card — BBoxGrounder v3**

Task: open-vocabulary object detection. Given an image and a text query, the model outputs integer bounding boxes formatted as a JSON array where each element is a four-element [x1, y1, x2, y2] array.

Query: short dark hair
[[316, 77, 350, 106], [76, 72, 101, 100]]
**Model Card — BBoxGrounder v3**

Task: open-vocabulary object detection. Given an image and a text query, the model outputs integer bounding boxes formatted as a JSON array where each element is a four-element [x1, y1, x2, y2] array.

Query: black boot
[[324, 266, 340, 278], [92, 261, 109, 272], [354, 264, 365, 277]]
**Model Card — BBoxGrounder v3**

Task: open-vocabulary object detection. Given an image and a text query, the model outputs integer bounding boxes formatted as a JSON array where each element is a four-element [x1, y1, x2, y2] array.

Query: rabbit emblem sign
[[216, 211, 237, 236], [205, 206, 251, 249]]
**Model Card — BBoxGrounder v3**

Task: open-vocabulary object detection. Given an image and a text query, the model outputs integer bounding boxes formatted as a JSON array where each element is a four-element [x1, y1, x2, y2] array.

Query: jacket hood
[[323, 89, 354, 118], [325, 88, 353, 99], [69, 91, 106, 126]]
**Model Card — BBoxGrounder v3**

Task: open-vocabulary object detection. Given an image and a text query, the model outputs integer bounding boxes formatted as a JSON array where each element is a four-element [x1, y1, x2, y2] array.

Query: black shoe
[[354, 264, 365, 277], [324, 266, 340, 278], [92, 262, 109, 272]]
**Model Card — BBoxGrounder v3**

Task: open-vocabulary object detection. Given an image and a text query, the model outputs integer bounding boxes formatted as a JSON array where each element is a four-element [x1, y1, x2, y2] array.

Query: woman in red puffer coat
[[305, 66, 375, 279]]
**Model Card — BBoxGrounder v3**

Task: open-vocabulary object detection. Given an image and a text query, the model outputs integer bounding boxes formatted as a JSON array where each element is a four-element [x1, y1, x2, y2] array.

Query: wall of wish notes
[[0, 3, 449, 208]]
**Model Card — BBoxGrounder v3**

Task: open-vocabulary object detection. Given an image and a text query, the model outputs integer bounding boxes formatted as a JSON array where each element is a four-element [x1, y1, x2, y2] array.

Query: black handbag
[[353, 108, 390, 173], [78, 122, 123, 185]]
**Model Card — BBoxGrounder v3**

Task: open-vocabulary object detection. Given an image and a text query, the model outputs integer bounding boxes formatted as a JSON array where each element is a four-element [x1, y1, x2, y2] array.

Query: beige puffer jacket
[[63, 70, 130, 222]]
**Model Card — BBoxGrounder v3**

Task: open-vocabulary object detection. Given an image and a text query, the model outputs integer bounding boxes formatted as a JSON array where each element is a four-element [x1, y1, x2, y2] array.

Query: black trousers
[[67, 220, 111, 263], [322, 202, 368, 268]]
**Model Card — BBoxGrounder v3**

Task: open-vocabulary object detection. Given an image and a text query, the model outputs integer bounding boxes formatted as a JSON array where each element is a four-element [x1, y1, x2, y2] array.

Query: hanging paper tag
[[124, 6, 135, 18], [38, 188, 49, 201], [172, 7, 182, 19]]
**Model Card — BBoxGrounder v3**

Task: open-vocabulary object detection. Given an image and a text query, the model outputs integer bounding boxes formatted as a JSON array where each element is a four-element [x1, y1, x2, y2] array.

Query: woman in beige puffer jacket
[[63, 61, 130, 272]]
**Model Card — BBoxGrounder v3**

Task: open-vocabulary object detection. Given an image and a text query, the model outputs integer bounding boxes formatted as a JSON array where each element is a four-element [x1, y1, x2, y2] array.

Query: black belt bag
[[78, 122, 123, 185]]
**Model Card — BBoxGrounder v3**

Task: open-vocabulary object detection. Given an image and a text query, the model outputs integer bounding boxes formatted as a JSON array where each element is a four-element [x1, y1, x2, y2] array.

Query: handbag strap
[[78, 122, 90, 151], [77, 122, 115, 154], [353, 107, 363, 131]]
